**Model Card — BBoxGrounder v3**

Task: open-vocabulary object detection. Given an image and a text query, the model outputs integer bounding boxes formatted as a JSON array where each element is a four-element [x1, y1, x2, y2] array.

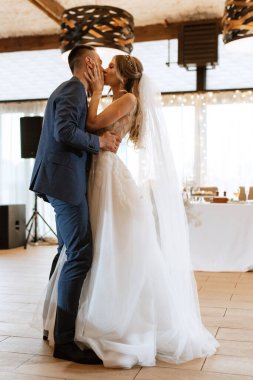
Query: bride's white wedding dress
[[40, 75, 218, 368]]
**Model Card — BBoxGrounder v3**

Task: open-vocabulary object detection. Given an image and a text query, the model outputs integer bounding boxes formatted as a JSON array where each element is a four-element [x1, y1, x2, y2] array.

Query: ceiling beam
[[135, 23, 177, 42], [0, 35, 60, 53], [28, 0, 64, 24], [0, 19, 222, 53]]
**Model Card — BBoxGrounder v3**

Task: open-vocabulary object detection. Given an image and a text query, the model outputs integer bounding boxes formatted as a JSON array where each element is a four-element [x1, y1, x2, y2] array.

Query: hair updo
[[114, 55, 143, 146]]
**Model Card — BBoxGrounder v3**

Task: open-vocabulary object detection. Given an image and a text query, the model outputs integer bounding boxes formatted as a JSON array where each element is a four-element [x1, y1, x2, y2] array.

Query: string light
[[161, 88, 253, 188]]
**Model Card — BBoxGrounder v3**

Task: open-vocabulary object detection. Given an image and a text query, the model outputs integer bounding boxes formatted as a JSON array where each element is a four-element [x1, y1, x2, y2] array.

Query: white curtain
[[1, 90, 253, 241], [0, 101, 56, 239], [162, 90, 253, 197]]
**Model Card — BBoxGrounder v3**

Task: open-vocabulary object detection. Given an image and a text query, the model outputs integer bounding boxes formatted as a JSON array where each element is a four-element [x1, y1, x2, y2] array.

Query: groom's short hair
[[68, 45, 95, 74]]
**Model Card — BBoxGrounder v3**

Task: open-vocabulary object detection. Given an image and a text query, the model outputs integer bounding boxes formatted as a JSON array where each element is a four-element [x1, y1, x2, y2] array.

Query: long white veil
[[124, 74, 218, 361], [131, 73, 192, 272]]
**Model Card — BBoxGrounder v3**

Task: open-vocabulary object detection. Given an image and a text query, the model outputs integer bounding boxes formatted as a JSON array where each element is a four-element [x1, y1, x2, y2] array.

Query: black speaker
[[0, 205, 26, 249], [20, 116, 43, 158]]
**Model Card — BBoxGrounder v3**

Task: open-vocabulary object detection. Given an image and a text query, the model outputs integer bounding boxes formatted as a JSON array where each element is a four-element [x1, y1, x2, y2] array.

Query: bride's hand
[[84, 61, 104, 96]]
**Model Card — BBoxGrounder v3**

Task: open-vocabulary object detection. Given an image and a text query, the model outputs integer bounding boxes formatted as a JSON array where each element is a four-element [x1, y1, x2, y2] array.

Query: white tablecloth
[[188, 203, 253, 272]]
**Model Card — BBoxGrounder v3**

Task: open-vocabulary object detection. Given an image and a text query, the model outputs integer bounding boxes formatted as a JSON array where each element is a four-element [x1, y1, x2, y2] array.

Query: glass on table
[[233, 189, 239, 201]]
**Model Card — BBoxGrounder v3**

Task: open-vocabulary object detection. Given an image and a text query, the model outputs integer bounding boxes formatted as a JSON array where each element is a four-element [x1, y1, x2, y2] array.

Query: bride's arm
[[85, 64, 136, 131], [88, 93, 136, 131]]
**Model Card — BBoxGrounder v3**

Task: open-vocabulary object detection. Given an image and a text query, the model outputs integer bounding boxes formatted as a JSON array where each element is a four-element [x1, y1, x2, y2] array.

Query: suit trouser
[[48, 219, 64, 279], [47, 195, 93, 345]]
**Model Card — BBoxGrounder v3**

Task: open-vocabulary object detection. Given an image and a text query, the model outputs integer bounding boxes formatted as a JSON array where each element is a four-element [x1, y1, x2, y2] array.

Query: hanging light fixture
[[222, 0, 253, 52], [60, 5, 134, 64]]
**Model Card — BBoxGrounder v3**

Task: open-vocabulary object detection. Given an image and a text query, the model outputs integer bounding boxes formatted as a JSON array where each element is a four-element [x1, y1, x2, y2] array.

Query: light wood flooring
[[0, 245, 253, 379]]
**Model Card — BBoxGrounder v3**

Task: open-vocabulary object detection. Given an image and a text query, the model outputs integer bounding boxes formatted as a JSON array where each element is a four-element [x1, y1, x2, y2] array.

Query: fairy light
[[161, 88, 253, 186]]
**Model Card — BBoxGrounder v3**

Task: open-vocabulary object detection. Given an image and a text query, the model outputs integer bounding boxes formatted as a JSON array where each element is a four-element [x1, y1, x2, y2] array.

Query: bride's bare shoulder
[[126, 93, 137, 101], [121, 92, 137, 105]]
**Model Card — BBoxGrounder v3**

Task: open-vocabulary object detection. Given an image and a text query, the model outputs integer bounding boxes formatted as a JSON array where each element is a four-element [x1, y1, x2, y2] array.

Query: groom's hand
[[99, 131, 121, 153]]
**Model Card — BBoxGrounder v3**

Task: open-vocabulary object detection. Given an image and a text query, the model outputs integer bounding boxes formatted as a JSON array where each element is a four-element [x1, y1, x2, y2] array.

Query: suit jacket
[[30, 76, 100, 205]]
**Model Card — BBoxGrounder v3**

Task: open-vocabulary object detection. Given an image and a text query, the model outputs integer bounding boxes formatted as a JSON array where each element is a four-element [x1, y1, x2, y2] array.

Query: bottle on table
[[239, 186, 246, 201]]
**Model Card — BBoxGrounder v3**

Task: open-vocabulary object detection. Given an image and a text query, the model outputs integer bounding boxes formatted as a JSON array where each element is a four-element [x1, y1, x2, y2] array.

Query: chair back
[[199, 187, 218, 195], [248, 187, 253, 200]]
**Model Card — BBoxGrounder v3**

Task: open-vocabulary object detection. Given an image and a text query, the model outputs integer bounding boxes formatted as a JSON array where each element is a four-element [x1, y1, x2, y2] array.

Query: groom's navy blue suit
[[30, 76, 99, 344]]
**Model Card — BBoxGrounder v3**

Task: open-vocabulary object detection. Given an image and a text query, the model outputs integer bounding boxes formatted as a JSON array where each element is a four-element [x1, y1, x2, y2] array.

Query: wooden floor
[[0, 246, 253, 380]]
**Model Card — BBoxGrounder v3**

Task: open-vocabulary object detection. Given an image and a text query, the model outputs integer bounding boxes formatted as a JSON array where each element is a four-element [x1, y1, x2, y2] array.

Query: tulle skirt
[[39, 151, 218, 368]]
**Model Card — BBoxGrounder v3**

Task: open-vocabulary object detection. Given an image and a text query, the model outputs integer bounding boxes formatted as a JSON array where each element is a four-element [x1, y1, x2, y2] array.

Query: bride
[[42, 54, 219, 368]]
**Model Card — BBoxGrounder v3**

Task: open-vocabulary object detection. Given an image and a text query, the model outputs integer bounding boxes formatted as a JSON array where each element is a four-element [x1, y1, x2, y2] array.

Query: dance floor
[[0, 245, 253, 379]]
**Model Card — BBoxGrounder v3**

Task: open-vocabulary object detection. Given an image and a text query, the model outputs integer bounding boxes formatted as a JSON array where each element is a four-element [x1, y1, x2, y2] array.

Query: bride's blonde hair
[[114, 55, 143, 145]]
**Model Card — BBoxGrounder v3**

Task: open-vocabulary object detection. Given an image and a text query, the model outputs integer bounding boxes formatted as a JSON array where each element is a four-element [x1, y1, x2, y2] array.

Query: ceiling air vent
[[178, 20, 219, 70]]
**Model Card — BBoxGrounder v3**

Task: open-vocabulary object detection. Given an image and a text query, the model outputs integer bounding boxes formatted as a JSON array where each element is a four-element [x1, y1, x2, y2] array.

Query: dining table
[[187, 201, 253, 271]]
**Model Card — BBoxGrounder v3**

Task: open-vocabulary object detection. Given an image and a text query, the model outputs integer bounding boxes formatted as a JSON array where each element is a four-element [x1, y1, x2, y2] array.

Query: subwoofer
[[0, 205, 26, 249], [20, 116, 43, 158]]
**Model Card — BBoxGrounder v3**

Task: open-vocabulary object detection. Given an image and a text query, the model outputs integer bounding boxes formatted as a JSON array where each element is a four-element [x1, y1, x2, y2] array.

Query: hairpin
[[124, 55, 136, 71]]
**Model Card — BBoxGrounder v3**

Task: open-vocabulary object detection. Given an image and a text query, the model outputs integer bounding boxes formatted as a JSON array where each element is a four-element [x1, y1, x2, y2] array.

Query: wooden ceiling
[[0, 0, 225, 53]]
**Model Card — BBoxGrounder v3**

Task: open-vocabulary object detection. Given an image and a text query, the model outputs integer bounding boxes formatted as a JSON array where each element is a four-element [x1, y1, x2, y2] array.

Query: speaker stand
[[24, 194, 56, 249]]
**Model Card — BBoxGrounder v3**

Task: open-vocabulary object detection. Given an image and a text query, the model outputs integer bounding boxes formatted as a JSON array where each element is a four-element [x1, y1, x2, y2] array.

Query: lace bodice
[[103, 107, 136, 140]]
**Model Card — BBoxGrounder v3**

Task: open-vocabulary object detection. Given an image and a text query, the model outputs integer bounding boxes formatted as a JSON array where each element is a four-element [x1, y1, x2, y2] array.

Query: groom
[[30, 45, 119, 364]]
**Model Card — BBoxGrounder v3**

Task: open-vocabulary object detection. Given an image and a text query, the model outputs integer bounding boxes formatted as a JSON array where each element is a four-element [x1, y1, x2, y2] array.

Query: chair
[[248, 187, 253, 200], [199, 187, 218, 195]]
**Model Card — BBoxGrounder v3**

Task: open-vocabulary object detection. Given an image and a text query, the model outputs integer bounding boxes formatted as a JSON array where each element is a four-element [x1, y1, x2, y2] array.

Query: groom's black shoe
[[53, 342, 102, 365]]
